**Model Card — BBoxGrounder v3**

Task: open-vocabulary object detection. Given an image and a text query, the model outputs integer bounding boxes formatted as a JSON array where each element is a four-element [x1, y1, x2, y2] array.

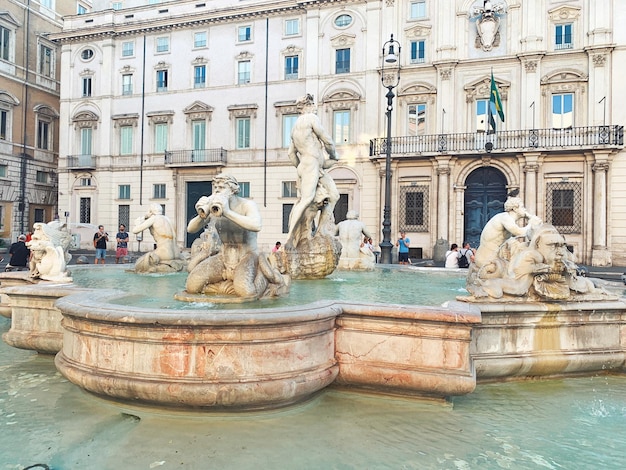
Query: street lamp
[[379, 34, 401, 264]]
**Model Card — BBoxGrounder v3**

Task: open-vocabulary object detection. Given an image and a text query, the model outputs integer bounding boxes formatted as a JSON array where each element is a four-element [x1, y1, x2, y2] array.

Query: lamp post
[[379, 34, 401, 264]]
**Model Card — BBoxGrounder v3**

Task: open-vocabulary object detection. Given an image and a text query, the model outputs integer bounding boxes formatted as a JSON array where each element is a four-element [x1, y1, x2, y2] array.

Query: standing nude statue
[[286, 94, 340, 246], [335, 210, 375, 270]]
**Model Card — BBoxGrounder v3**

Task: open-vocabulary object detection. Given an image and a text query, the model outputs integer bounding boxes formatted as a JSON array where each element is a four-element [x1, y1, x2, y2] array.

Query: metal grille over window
[[399, 186, 429, 232], [546, 181, 581, 234]]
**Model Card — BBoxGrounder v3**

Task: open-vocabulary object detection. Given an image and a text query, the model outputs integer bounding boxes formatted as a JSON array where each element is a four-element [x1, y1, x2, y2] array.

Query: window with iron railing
[[546, 181, 581, 234], [400, 186, 429, 232]]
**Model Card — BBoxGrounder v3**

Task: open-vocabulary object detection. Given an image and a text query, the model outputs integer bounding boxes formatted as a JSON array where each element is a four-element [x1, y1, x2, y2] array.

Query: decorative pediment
[[183, 101, 214, 121], [464, 75, 510, 101], [541, 70, 588, 84], [274, 100, 298, 116], [192, 56, 208, 65], [0, 11, 22, 27], [72, 110, 99, 129], [227, 104, 258, 119], [154, 61, 169, 70], [79, 68, 94, 77], [322, 89, 361, 110], [120, 65, 135, 73], [399, 82, 437, 96], [404, 24, 432, 38], [33, 104, 59, 118], [548, 5, 581, 22], [282, 44, 302, 55], [236, 51, 253, 61], [146, 110, 175, 124], [0, 91, 20, 106], [330, 33, 356, 48], [111, 113, 139, 128]]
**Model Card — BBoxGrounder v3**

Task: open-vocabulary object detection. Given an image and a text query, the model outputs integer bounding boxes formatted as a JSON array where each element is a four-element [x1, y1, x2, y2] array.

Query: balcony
[[66, 154, 96, 170], [369, 125, 624, 157], [164, 148, 228, 167]]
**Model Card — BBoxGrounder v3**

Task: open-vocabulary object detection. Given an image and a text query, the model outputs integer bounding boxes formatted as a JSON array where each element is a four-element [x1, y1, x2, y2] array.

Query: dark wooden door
[[463, 168, 507, 249], [186, 181, 212, 247]]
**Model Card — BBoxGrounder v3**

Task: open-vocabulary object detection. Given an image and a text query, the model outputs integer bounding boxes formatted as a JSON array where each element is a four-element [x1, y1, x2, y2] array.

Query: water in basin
[[67, 265, 468, 309], [1, 318, 625, 469]]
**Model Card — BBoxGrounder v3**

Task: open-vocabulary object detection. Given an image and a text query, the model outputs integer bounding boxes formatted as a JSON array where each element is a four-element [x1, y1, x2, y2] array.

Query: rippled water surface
[[1, 317, 625, 469], [67, 265, 468, 309]]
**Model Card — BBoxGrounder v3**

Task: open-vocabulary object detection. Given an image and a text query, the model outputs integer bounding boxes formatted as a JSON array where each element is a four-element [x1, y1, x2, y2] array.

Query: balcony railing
[[66, 154, 96, 170], [369, 125, 624, 157], [164, 148, 228, 166]]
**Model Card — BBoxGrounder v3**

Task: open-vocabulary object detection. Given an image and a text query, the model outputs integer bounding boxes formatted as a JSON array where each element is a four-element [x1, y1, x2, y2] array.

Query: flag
[[490, 71, 505, 123]]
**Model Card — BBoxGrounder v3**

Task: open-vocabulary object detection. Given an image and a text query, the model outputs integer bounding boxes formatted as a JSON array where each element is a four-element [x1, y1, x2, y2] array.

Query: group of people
[[445, 242, 476, 268]]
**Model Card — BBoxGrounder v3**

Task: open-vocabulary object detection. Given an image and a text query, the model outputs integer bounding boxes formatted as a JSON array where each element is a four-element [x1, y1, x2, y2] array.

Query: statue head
[[148, 203, 163, 216], [346, 210, 358, 220], [296, 94, 316, 113], [213, 173, 240, 195], [530, 225, 567, 268]]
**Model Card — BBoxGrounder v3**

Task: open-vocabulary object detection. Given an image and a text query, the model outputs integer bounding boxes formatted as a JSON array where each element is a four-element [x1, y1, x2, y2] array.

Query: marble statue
[[281, 94, 342, 279], [28, 221, 72, 282], [471, 0, 506, 51], [335, 210, 375, 270], [463, 196, 611, 302], [132, 203, 186, 273], [183, 173, 289, 301]]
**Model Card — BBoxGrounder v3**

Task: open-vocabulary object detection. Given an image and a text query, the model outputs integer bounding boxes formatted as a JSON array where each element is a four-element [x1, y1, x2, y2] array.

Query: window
[[80, 197, 91, 224], [335, 48, 350, 74], [333, 110, 350, 145], [122, 41, 134, 57], [153, 183, 166, 199], [238, 26, 251, 42], [408, 104, 426, 135], [552, 93, 573, 129], [476, 99, 489, 132], [39, 45, 53, 77], [41, 0, 52, 8], [194, 32, 207, 48], [410, 40, 425, 64], [334, 14, 352, 27], [118, 184, 131, 200], [154, 123, 168, 152], [410, 1, 426, 19], [81, 49, 94, 60], [80, 127, 92, 155], [282, 181, 297, 198], [285, 19, 300, 36], [238, 182, 250, 198], [122, 74, 132, 95], [547, 182, 581, 234], [555, 24, 573, 50], [82, 77, 92, 97], [238, 61, 250, 84], [0, 109, 7, 140], [0, 26, 11, 61], [80, 177, 91, 186], [77, 4, 87, 14], [156, 70, 168, 92], [400, 186, 429, 232], [34, 208, 45, 223], [236, 117, 250, 149], [194, 65, 206, 88], [156, 37, 169, 53], [192, 120, 206, 151], [112, 2, 123, 10], [285, 55, 299, 80], [0, 164, 6, 177], [282, 204, 293, 233], [118, 205, 130, 229], [36, 171, 48, 184], [37, 120, 50, 150], [282, 114, 297, 148], [120, 126, 133, 155]]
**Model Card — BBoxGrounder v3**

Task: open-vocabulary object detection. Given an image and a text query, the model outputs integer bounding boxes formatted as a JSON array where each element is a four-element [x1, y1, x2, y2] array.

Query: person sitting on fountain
[[185, 173, 289, 300], [286, 94, 340, 247], [132, 203, 185, 273]]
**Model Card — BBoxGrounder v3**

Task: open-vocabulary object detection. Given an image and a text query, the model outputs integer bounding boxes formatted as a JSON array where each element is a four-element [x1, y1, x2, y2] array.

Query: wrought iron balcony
[[369, 125, 624, 157], [66, 154, 96, 170], [164, 148, 228, 167]]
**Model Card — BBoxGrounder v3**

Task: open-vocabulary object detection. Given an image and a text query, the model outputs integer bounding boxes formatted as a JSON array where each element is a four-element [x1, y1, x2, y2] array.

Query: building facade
[[0, 0, 91, 243], [52, 0, 625, 265]]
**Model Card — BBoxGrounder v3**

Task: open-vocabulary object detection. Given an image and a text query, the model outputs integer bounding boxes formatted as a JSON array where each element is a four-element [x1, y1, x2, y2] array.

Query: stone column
[[436, 157, 451, 240], [523, 153, 540, 216], [591, 160, 611, 266]]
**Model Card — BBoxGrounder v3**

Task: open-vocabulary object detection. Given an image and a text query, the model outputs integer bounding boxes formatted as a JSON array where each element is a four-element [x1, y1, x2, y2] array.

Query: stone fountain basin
[[51, 288, 480, 410]]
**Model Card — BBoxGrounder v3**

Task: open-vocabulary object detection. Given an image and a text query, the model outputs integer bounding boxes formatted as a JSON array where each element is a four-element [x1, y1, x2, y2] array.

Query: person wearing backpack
[[458, 241, 475, 269]]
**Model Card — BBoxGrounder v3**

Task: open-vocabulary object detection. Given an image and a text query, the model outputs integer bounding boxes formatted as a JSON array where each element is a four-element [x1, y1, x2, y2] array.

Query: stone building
[[0, 0, 91, 243], [51, 0, 625, 265]]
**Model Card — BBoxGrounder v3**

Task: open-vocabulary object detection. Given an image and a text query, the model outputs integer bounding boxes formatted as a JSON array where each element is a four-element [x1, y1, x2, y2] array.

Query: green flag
[[490, 72, 505, 122]]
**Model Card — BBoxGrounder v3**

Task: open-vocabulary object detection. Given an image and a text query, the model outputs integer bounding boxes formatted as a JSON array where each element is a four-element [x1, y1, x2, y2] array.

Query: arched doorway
[[463, 167, 507, 249]]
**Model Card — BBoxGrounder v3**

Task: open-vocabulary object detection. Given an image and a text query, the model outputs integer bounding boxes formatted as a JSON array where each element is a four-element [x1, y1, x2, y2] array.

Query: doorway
[[463, 167, 507, 249], [186, 181, 212, 248]]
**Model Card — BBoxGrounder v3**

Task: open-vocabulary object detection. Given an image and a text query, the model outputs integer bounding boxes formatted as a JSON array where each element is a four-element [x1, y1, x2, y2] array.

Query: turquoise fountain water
[[1, 321, 625, 469]]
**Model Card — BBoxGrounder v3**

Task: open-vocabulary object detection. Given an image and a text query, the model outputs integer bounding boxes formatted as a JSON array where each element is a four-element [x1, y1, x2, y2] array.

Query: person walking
[[7, 234, 30, 271], [115, 224, 129, 263], [93, 225, 109, 264], [395, 231, 410, 264]]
